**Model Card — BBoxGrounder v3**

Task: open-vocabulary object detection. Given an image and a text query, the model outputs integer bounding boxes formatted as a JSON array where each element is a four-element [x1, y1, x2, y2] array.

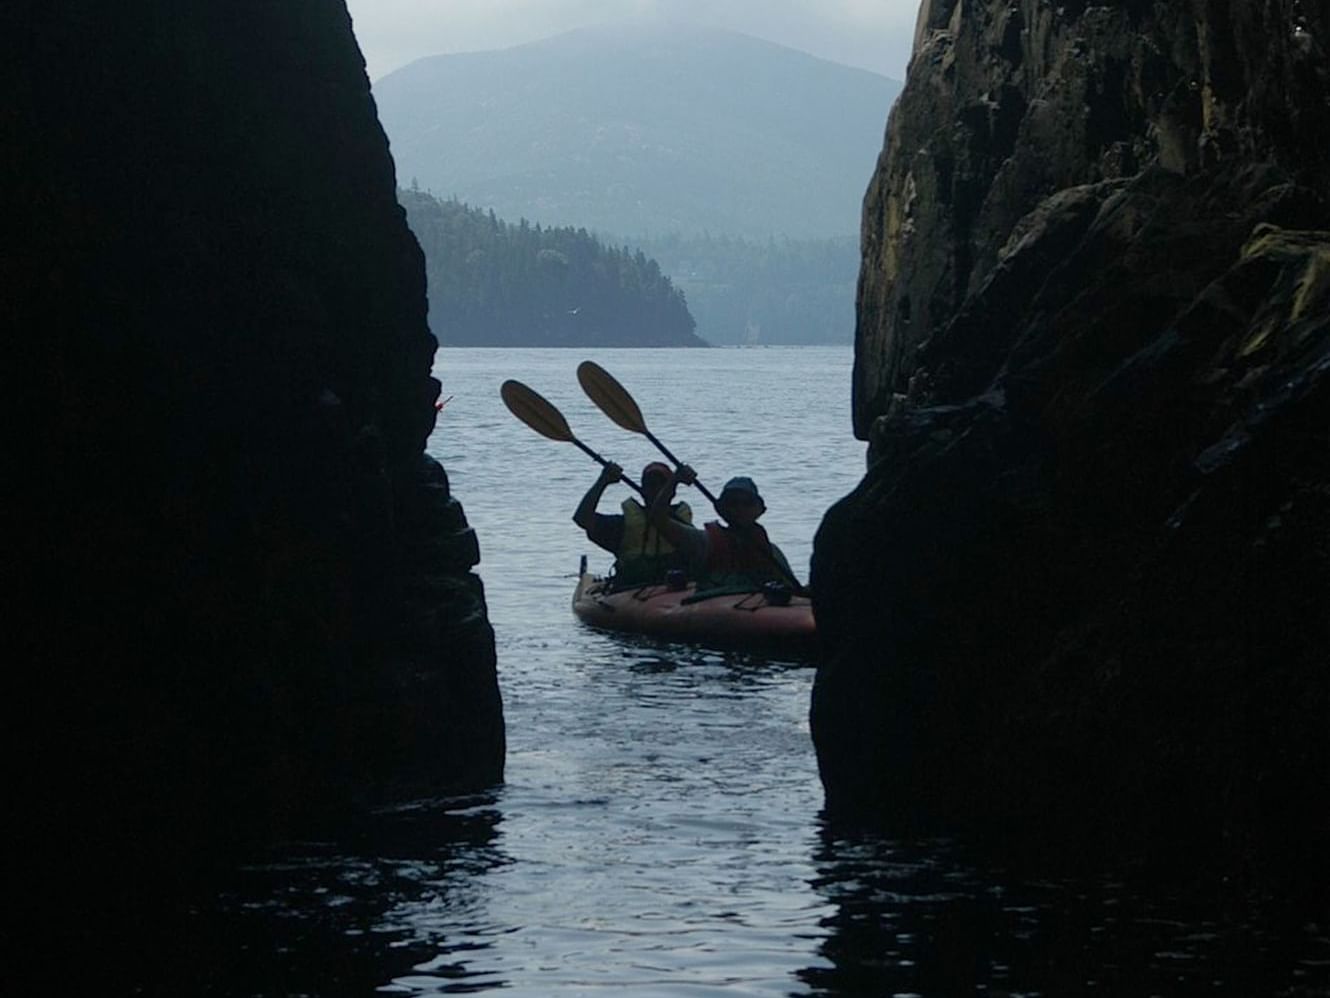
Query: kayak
[[572, 572, 817, 657]]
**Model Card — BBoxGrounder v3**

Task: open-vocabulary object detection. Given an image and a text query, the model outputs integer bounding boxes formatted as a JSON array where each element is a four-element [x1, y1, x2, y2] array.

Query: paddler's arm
[[768, 542, 809, 596], [648, 466, 705, 558], [574, 462, 625, 555], [574, 462, 622, 531]]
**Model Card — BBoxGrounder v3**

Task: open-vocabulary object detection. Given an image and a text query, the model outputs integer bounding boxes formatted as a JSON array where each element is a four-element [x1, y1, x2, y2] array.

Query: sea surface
[[191, 348, 1327, 996]]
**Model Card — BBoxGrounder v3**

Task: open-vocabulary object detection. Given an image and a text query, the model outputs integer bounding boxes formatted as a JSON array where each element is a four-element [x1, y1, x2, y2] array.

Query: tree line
[[400, 189, 703, 347], [631, 232, 859, 345]]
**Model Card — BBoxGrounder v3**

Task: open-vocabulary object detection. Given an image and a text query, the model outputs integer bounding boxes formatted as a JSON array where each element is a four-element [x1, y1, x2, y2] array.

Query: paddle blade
[[577, 360, 648, 434], [500, 379, 575, 442]]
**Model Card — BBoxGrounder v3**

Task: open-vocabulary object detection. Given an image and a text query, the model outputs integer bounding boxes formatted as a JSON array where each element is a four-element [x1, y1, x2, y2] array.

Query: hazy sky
[[345, 0, 920, 82]]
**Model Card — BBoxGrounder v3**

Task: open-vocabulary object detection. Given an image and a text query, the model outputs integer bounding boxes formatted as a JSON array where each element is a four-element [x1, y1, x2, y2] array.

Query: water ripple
[[169, 350, 1326, 996]]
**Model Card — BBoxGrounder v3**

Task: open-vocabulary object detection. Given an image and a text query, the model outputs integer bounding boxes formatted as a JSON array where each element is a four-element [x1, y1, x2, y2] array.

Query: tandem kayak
[[572, 572, 817, 657]]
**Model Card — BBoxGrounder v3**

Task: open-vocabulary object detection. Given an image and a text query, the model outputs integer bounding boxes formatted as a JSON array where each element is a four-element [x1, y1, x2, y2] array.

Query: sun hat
[[719, 476, 762, 502]]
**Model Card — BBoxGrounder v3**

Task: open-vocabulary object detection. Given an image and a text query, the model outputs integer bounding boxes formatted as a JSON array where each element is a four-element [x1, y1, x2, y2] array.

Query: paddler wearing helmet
[[573, 461, 694, 587]]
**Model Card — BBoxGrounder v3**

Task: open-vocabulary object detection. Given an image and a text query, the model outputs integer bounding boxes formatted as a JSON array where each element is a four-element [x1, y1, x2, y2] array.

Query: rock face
[[9, 0, 504, 917], [813, 0, 1328, 884]]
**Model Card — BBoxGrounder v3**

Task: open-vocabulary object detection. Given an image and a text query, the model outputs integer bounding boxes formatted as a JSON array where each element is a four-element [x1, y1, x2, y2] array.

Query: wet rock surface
[[8, 0, 504, 947], [814, 0, 1328, 890]]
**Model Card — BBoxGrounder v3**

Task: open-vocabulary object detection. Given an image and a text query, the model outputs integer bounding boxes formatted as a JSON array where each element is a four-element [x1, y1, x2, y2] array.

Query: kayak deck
[[572, 573, 816, 657]]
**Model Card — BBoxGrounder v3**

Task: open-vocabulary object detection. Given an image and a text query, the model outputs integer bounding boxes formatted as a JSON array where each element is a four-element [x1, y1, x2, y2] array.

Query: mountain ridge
[[374, 20, 902, 240]]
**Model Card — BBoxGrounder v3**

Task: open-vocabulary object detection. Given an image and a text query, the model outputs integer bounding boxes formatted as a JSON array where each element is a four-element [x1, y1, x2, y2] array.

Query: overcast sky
[[345, 0, 920, 83]]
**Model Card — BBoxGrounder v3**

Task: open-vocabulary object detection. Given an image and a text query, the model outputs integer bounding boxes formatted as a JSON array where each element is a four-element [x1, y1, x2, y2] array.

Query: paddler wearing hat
[[574, 461, 694, 587], [647, 467, 801, 592]]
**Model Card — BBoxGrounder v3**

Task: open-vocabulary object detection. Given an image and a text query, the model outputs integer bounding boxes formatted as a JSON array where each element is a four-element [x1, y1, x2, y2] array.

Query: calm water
[[188, 348, 1327, 996]]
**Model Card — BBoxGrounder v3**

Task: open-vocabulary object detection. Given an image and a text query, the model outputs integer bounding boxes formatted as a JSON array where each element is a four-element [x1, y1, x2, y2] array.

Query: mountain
[[374, 19, 901, 240]]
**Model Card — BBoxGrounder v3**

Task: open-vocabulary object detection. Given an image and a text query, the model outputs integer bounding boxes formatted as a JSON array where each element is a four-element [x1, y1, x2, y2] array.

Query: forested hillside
[[401, 190, 703, 347], [634, 234, 858, 344]]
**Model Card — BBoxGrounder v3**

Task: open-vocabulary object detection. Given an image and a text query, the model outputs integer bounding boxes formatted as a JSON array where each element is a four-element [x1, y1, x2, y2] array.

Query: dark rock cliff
[[7, 0, 504, 938], [813, 0, 1328, 889]]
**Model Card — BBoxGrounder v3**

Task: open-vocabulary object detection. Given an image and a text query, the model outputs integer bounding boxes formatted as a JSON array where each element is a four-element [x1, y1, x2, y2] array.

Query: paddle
[[575, 361, 719, 503], [499, 379, 644, 496], [575, 361, 805, 593]]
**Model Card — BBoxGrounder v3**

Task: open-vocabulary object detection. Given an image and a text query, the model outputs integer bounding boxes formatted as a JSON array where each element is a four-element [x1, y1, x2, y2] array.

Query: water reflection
[[580, 627, 817, 675], [153, 706, 1329, 994], [138, 338, 1322, 993], [799, 824, 1330, 997], [181, 796, 509, 996]]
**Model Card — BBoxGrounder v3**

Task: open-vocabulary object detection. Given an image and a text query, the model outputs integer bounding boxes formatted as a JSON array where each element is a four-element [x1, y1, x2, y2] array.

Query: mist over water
[[177, 348, 1327, 995]]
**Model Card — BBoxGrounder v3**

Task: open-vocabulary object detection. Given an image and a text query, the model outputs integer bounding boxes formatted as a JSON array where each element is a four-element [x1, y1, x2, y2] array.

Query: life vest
[[702, 521, 782, 581], [620, 498, 691, 559]]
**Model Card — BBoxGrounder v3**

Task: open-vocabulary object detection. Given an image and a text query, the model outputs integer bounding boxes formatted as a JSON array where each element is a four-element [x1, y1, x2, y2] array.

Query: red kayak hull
[[572, 574, 816, 657]]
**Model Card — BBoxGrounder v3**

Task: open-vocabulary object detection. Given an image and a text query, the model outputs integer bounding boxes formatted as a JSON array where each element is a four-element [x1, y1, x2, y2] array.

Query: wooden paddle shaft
[[645, 429, 717, 503], [576, 440, 644, 496]]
